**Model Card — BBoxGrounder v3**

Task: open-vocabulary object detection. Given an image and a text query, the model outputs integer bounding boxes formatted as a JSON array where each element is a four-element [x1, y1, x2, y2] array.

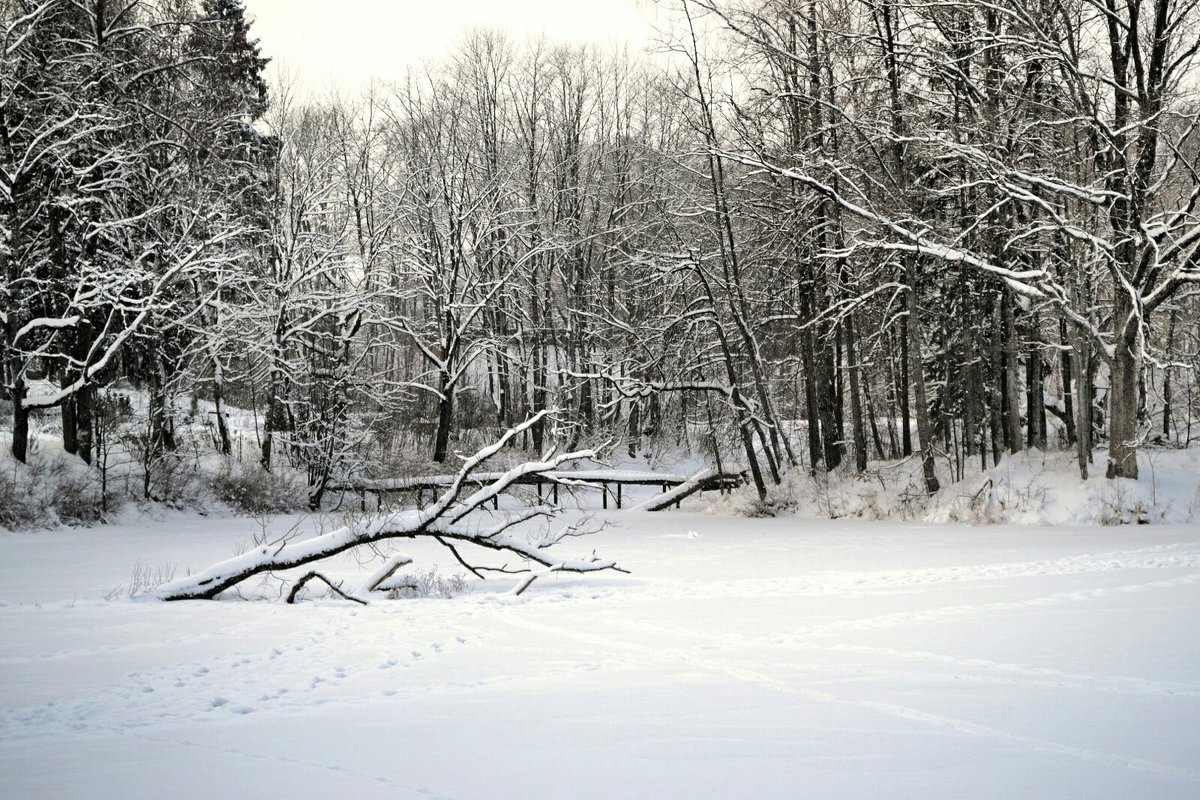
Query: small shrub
[[104, 559, 179, 600], [48, 461, 109, 524], [211, 462, 300, 513], [735, 473, 796, 518], [385, 566, 470, 599], [743, 492, 798, 518], [0, 460, 48, 530], [0, 452, 114, 529], [1096, 479, 1153, 525]]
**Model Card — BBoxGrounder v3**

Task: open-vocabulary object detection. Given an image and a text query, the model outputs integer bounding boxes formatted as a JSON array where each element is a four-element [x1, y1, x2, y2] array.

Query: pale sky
[[243, 0, 666, 90]]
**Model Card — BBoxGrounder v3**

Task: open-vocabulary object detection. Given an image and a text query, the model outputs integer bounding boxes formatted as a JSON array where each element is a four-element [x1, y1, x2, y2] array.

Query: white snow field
[[2, 508, 1199, 799]]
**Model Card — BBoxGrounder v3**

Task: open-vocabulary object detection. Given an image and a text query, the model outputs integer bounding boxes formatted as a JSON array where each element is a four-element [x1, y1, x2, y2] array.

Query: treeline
[[1, 1, 269, 466], [3, 0, 1199, 510]]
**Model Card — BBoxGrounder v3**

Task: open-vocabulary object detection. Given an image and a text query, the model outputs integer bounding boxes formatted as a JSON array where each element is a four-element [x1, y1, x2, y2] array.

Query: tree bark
[[846, 312, 868, 471], [1107, 293, 1141, 478], [433, 370, 454, 464], [1026, 313, 1046, 450], [1162, 308, 1176, 439], [905, 257, 939, 494], [11, 379, 29, 464], [1002, 292, 1022, 454], [1060, 317, 1077, 447]]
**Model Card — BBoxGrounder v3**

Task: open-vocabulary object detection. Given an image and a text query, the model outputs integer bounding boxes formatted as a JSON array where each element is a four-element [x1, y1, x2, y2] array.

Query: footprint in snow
[[193, 666, 209, 677]]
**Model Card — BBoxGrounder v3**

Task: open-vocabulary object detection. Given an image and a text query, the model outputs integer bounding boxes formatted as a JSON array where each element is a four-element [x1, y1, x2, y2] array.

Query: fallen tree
[[154, 412, 626, 602], [630, 468, 721, 513]]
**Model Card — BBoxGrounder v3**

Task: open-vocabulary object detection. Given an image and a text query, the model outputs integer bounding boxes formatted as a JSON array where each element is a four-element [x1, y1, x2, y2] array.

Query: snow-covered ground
[[2, 507, 1198, 799]]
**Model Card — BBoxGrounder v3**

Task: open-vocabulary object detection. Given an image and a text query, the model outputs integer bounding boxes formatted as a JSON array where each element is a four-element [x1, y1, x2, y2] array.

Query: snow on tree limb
[[713, 149, 1051, 298], [154, 413, 623, 602]]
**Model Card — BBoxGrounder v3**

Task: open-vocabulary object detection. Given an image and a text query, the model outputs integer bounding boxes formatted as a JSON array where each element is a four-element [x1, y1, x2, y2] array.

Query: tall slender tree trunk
[[1026, 313, 1046, 450], [905, 258, 939, 494], [1060, 317, 1077, 446], [988, 298, 1004, 465], [76, 382, 94, 465], [801, 293, 823, 469], [1163, 308, 1177, 439], [261, 359, 284, 471], [213, 383, 231, 456], [11, 379, 29, 464], [863, 377, 887, 460], [1002, 292, 1022, 454], [433, 369, 454, 464], [846, 312, 868, 471], [1107, 292, 1141, 478], [1072, 327, 1092, 480], [898, 317, 913, 456], [61, 369, 78, 456]]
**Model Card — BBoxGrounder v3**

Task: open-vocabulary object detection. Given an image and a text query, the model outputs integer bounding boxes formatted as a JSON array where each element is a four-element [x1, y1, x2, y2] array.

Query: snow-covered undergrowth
[[719, 446, 1200, 527], [1, 510, 1197, 799], [5, 387, 1199, 532], [0, 390, 309, 529], [0, 434, 110, 529]]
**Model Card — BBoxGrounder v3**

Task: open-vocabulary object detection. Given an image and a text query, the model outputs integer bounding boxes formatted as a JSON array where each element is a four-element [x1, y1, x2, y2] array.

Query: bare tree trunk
[[77, 381, 94, 465], [261, 358, 284, 471], [11, 378, 29, 464], [1107, 292, 1141, 479], [863, 376, 886, 460], [1002, 292, 1022, 454], [905, 257, 939, 494], [1026, 312, 1046, 450], [800, 295, 823, 468], [1163, 308, 1177, 439], [1072, 325, 1092, 480], [148, 354, 176, 457], [60, 369, 77, 456], [988, 298, 1004, 465], [213, 382, 231, 456], [1060, 317, 1077, 447], [433, 370, 454, 464], [846, 312, 868, 471]]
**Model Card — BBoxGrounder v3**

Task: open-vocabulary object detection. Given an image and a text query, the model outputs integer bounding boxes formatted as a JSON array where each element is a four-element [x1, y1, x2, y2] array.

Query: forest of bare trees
[[4, 0, 1200, 512]]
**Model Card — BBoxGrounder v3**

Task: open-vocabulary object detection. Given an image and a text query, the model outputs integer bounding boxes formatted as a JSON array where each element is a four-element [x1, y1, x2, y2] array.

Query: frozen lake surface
[[2, 509, 1198, 799]]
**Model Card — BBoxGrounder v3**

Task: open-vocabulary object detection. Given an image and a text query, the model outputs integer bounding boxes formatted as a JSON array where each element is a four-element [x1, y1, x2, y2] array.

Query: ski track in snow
[[3, 544, 1199, 734], [2, 517, 1199, 797], [493, 613, 1200, 784], [629, 542, 1200, 600]]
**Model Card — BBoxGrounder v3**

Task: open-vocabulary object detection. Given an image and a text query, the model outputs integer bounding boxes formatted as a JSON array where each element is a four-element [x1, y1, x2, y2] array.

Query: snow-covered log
[[154, 413, 625, 601], [631, 468, 715, 512]]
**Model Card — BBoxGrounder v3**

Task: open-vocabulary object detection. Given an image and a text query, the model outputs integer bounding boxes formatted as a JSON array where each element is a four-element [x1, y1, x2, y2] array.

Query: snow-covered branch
[[154, 415, 622, 602]]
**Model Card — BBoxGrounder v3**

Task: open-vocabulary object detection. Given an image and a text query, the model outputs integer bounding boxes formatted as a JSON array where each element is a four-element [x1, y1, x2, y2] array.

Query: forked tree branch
[[155, 412, 624, 601]]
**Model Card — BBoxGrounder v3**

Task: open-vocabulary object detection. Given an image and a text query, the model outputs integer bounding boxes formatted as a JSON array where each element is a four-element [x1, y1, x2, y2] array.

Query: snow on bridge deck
[[330, 468, 744, 510]]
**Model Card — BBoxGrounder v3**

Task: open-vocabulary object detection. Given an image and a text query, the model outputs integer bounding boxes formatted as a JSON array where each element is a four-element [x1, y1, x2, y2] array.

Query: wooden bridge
[[330, 468, 745, 512]]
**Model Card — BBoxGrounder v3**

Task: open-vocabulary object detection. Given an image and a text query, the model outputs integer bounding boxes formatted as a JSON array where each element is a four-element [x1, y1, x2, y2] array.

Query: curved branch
[[154, 416, 620, 601]]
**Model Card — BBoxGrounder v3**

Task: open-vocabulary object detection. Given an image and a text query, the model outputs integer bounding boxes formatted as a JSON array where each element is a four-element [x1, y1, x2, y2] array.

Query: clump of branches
[[154, 412, 626, 602]]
